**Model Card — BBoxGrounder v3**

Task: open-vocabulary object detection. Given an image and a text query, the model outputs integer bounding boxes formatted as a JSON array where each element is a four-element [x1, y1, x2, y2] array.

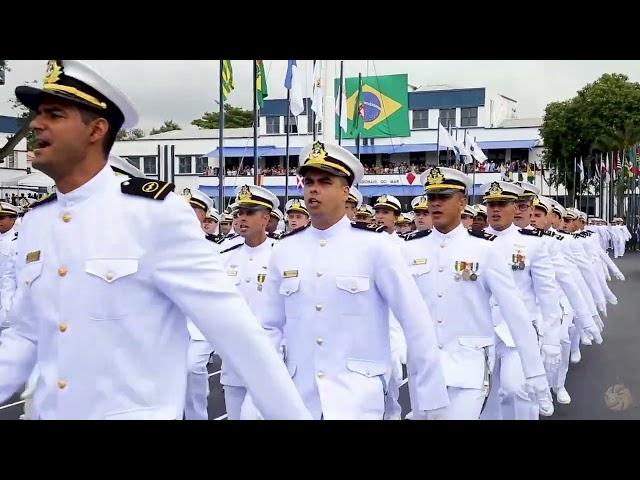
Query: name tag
[[283, 270, 298, 278], [227, 270, 238, 276], [412, 258, 427, 265], [26, 250, 41, 263]]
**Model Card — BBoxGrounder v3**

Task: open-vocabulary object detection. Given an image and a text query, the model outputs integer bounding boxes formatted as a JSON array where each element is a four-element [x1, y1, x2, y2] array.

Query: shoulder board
[[31, 192, 57, 209], [267, 231, 282, 240], [279, 223, 311, 240], [404, 229, 432, 241], [12, 232, 18, 241], [219, 242, 244, 254], [351, 222, 385, 233], [120, 178, 174, 200], [205, 234, 218, 243], [468, 229, 497, 241], [518, 228, 544, 237]]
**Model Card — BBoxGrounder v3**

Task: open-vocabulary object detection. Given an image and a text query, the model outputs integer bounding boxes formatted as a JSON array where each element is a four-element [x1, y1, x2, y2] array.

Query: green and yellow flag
[[222, 60, 234, 100], [256, 60, 268, 109], [337, 73, 409, 139]]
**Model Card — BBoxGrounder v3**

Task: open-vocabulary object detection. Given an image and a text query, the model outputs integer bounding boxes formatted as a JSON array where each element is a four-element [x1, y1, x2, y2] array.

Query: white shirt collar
[[56, 162, 114, 208]]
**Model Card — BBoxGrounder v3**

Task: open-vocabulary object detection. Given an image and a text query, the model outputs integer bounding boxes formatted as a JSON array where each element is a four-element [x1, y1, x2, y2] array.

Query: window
[[412, 109, 429, 129], [266, 116, 280, 134], [126, 156, 141, 170], [195, 156, 209, 174], [461, 107, 478, 127], [510, 148, 529, 162], [285, 115, 298, 134], [439, 108, 456, 127], [143, 156, 157, 175], [410, 151, 426, 166], [178, 156, 192, 174], [5, 152, 15, 168]]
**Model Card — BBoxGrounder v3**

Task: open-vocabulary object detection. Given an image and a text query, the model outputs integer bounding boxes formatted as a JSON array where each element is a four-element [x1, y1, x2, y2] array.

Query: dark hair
[[78, 108, 119, 157]]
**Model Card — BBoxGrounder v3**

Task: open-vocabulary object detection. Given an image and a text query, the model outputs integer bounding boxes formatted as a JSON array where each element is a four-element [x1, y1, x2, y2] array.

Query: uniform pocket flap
[[279, 277, 300, 296], [18, 261, 43, 286], [409, 264, 430, 276], [104, 406, 176, 420], [85, 258, 139, 283], [458, 336, 493, 349], [336, 275, 370, 293], [347, 359, 387, 377]]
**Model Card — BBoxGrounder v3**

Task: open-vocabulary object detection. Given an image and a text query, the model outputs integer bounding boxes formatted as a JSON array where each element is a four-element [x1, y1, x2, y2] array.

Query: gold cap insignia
[[291, 199, 301, 209], [427, 168, 444, 185], [44, 60, 62, 85], [415, 196, 428, 209], [488, 182, 503, 196], [378, 194, 388, 204], [182, 188, 192, 200], [532, 196, 540, 206], [307, 141, 327, 164], [238, 185, 252, 202]]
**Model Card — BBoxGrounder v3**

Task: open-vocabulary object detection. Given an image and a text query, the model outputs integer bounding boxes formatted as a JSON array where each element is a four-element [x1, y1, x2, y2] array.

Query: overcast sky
[[2, 60, 640, 131]]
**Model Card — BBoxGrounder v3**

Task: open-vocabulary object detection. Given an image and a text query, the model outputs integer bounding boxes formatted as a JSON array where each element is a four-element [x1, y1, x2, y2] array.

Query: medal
[[518, 261, 526, 270], [470, 273, 478, 281], [462, 269, 471, 281]]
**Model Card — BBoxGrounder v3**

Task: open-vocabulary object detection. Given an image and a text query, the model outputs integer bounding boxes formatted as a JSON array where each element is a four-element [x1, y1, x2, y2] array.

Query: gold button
[[57, 380, 67, 389], [57, 267, 67, 277], [438, 267, 444, 272], [440, 244, 445, 248], [245, 278, 251, 283], [438, 344, 443, 349], [350, 287, 357, 292], [316, 338, 323, 345], [249, 258, 253, 262], [59, 323, 68, 333], [62, 213, 71, 223], [437, 319, 443, 324], [316, 272, 323, 277], [317, 371, 324, 378], [285, 290, 291, 295], [105, 271, 114, 281], [319, 240, 327, 247], [315, 304, 323, 311], [437, 293, 443, 298]]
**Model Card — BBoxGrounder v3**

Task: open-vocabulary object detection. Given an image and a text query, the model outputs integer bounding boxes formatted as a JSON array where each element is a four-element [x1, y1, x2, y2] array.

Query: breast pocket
[[279, 276, 301, 317], [336, 275, 370, 315], [84, 258, 139, 320], [17, 261, 43, 288]]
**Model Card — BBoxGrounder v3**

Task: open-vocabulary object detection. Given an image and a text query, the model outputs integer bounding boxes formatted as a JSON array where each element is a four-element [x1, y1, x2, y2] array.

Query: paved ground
[[1, 251, 637, 420]]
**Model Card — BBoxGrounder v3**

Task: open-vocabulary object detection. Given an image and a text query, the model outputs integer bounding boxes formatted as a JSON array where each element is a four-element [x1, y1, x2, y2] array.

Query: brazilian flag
[[335, 73, 409, 139]]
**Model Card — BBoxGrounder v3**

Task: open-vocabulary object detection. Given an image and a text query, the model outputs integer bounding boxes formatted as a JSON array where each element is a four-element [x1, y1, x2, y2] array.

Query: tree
[[116, 128, 146, 141], [540, 73, 640, 206], [0, 68, 38, 161], [191, 103, 253, 129], [149, 120, 181, 135]]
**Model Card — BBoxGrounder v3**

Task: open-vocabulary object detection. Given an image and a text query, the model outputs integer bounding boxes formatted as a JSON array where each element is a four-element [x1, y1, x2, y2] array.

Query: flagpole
[[573, 156, 577, 207], [563, 157, 567, 206], [253, 60, 259, 187], [436, 121, 440, 167], [285, 87, 291, 205], [446, 121, 452, 167], [312, 60, 317, 141], [609, 152, 614, 221], [218, 60, 225, 213], [472, 135, 477, 205], [338, 61, 344, 146], [356, 72, 362, 160]]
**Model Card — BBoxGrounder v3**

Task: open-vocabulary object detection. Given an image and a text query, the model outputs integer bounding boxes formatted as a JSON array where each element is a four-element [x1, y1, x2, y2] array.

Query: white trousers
[[224, 385, 247, 420], [184, 339, 213, 420], [383, 359, 403, 420], [480, 340, 538, 420], [614, 239, 625, 258], [413, 387, 486, 420]]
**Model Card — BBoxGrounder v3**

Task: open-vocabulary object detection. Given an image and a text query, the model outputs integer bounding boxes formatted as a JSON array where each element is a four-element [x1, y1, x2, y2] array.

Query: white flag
[[465, 131, 488, 163], [311, 60, 323, 124], [285, 60, 304, 116], [336, 72, 347, 133], [438, 123, 457, 151]]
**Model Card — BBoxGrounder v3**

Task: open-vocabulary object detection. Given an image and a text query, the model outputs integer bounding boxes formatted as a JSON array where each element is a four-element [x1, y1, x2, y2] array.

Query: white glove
[[584, 325, 603, 345], [580, 330, 593, 346], [524, 374, 552, 403], [597, 302, 608, 317], [607, 295, 618, 305], [614, 272, 625, 281], [593, 314, 605, 332], [541, 344, 561, 376]]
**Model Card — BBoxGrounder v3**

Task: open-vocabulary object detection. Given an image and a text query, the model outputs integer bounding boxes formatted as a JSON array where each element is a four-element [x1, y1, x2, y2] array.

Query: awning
[[205, 146, 303, 158], [477, 140, 538, 150]]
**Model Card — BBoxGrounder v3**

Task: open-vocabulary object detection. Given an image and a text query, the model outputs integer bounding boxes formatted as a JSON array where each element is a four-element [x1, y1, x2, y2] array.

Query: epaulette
[[518, 228, 544, 237], [267, 231, 282, 240], [120, 178, 174, 200], [205, 234, 219, 243], [216, 233, 238, 245], [219, 242, 244, 254], [542, 229, 564, 240], [351, 222, 385, 233], [279, 223, 311, 240], [12, 232, 18, 241], [468, 229, 497, 241], [30, 193, 57, 209], [404, 229, 432, 241]]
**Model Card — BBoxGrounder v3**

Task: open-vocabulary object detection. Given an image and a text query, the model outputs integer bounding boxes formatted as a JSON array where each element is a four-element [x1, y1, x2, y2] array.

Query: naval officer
[[219, 185, 280, 419], [0, 59, 310, 420], [345, 186, 363, 221], [253, 141, 449, 419], [402, 168, 547, 419]]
